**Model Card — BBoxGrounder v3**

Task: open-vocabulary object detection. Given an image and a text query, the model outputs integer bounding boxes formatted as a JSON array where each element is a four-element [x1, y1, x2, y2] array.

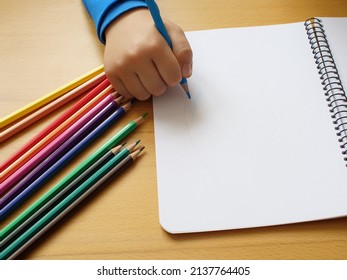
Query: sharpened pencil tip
[[180, 80, 191, 99], [131, 145, 145, 160], [142, 112, 148, 118], [122, 101, 132, 112], [111, 145, 123, 154], [115, 96, 123, 104], [127, 140, 141, 152]]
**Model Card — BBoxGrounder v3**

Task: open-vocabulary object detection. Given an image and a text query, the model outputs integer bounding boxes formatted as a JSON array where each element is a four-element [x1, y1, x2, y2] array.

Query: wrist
[[95, 0, 148, 44]]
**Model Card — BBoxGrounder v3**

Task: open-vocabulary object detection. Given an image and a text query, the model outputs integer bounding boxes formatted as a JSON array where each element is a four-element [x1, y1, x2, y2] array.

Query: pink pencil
[[0, 72, 105, 142], [0, 93, 118, 196], [1, 85, 114, 183], [0, 77, 110, 173]]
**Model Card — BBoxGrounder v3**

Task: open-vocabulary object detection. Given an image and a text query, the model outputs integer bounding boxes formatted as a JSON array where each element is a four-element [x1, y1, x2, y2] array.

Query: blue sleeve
[[82, 0, 148, 44]]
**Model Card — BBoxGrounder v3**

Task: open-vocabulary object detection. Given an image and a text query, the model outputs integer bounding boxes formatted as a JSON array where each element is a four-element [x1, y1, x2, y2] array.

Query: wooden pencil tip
[[111, 145, 123, 154], [115, 96, 123, 104], [122, 101, 132, 112], [180, 82, 191, 99], [131, 146, 145, 160], [121, 97, 134, 104], [127, 140, 141, 152], [133, 113, 148, 126]]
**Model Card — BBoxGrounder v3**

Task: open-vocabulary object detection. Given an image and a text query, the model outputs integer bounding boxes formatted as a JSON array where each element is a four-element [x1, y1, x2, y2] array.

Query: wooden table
[[1, 0, 347, 259]]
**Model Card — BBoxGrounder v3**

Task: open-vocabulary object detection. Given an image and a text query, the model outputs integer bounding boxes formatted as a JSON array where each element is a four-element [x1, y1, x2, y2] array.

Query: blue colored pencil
[[0, 102, 131, 219], [1, 101, 116, 207], [145, 0, 191, 98], [1, 113, 146, 242]]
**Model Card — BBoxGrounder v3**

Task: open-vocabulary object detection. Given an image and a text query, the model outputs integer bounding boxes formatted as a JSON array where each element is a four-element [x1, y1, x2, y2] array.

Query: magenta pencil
[[0, 93, 117, 196], [0, 77, 110, 173]]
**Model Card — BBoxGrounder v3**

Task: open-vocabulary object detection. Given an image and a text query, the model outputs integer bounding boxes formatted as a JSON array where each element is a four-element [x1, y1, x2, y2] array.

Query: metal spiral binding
[[305, 18, 347, 163]]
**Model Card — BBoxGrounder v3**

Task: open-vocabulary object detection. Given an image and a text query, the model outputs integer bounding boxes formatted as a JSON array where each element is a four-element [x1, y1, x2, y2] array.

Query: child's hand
[[104, 8, 193, 100]]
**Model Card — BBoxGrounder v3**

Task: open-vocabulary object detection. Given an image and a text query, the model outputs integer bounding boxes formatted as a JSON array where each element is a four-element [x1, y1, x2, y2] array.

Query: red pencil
[[1, 85, 115, 183], [0, 93, 121, 195], [0, 78, 111, 174], [0, 72, 106, 142]]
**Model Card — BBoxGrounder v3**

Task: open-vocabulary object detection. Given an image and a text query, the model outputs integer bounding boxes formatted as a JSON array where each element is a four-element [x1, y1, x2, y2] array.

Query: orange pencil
[[1, 85, 117, 183], [0, 65, 104, 129], [0, 72, 106, 142], [1, 78, 111, 173]]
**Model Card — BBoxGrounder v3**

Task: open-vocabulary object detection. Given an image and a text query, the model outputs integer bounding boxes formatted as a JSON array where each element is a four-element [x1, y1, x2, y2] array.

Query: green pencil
[[1, 145, 144, 260], [0, 143, 126, 248], [0, 113, 147, 242]]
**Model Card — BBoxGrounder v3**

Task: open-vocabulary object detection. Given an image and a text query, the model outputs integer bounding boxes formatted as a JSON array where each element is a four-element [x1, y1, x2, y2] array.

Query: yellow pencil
[[0, 65, 104, 129]]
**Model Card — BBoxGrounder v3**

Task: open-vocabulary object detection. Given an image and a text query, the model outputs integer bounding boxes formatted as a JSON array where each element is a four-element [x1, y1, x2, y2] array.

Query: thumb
[[165, 20, 193, 78]]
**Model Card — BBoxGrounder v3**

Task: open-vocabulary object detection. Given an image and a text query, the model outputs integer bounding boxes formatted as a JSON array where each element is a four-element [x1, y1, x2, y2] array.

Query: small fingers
[[122, 73, 151, 100], [165, 20, 193, 78], [138, 60, 168, 96]]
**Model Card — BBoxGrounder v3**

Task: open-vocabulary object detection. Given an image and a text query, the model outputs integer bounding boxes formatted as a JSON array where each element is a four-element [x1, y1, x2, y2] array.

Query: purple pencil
[[1, 93, 119, 196], [0, 102, 130, 215]]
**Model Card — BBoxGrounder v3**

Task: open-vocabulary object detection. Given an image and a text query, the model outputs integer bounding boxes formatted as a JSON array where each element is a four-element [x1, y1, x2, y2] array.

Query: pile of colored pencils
[[0, 65, 146, 259]]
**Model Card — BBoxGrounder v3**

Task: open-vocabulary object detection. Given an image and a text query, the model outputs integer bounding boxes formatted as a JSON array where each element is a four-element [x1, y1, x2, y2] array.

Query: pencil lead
[[142, 112, 148, 118], [127, 140, 141, 152], [180, 81, 191, 99]]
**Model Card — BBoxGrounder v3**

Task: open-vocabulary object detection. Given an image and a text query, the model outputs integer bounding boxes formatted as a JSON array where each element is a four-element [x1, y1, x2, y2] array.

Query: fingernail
[[182, 63, 192, 77]]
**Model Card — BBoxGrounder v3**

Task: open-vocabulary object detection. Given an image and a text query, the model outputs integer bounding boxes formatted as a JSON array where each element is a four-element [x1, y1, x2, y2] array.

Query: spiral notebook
[[153, 17, 347, 233]]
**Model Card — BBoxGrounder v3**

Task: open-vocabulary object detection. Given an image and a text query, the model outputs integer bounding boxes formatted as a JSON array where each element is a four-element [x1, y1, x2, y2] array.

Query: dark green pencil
[[0, 143, 127, 248], [1, 146, 145, 260], [0, 113, 147, 242]]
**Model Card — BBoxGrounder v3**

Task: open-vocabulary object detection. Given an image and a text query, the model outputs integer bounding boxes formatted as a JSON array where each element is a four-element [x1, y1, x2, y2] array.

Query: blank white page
[[153, 19, 347, 233]]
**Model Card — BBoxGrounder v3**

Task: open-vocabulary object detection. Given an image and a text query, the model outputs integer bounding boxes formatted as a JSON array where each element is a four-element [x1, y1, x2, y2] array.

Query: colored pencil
[[1, 147, 144, 260], [1, 78, 111, 173], [144, 0, 190, 98], [0, 101, 121, 217], [0, 94, 120, 196], [1, 87, 116, 183], [0, 113, 146, 241], [0, 72, 107, 142], [0, 102, 130, 215], [0, 65, 105, 129], [0, 143, 126, 247]]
